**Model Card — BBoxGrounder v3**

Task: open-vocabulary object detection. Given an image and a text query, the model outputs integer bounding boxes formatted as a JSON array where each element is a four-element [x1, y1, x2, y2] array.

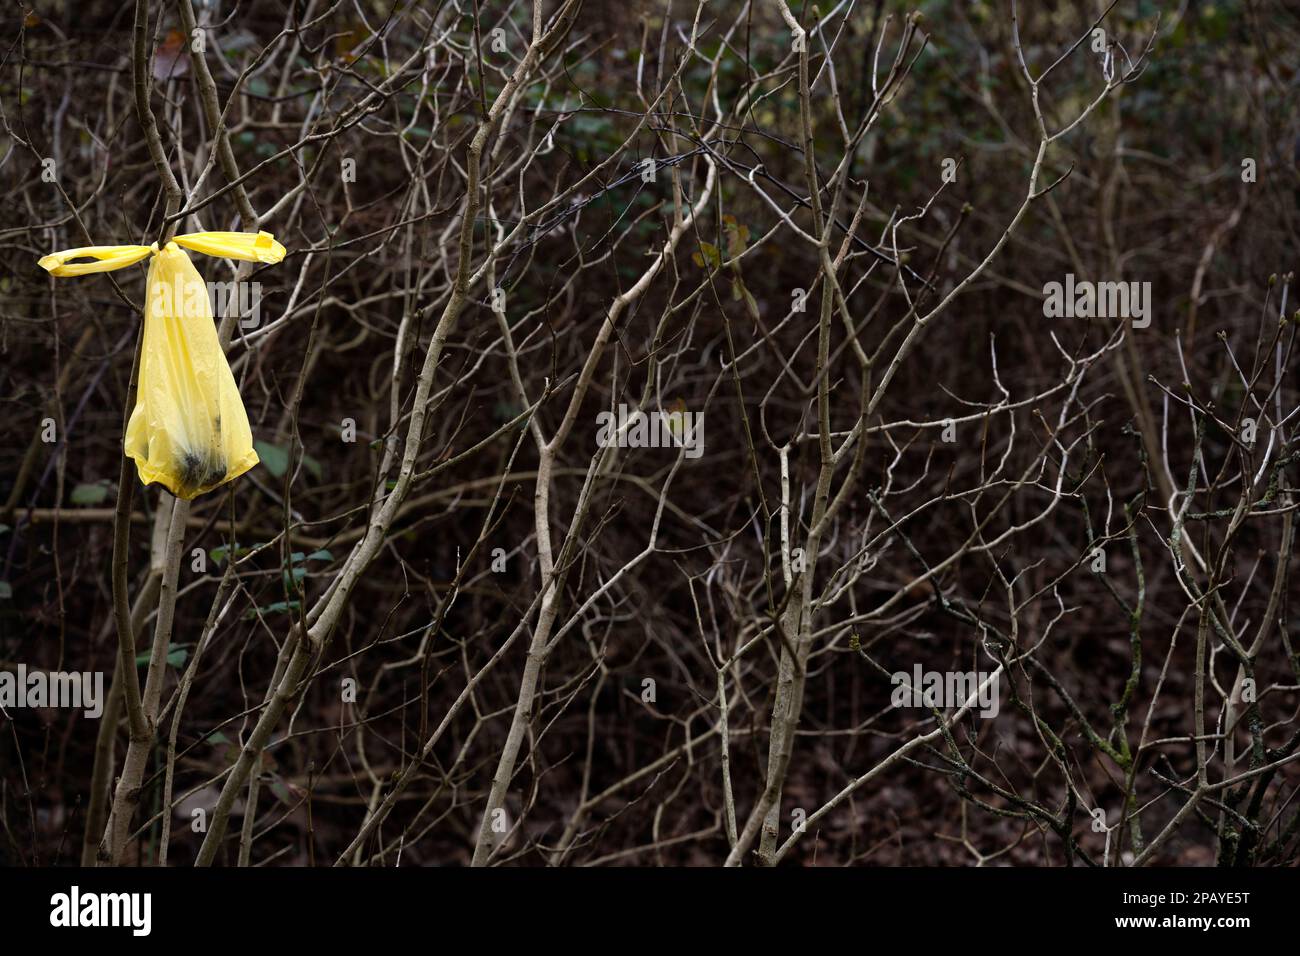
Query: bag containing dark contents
[[38, 231, 286, 499]]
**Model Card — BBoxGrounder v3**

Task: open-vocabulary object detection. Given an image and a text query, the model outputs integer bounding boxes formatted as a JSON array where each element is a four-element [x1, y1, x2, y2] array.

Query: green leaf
[[0, 581, 11, 600], [255, 440, 290, 478], [253, 443, 320, 481], [306, 549, 333, 562], [135, 643, 190, 668], [211, 543, 258, 566], [206, 731, 230, 745], [243, 599, 301, 620], [70, 482, 110, 505]]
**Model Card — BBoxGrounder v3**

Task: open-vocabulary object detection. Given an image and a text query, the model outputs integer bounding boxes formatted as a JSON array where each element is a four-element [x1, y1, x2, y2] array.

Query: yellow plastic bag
[[39, 231, 286, 499]]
